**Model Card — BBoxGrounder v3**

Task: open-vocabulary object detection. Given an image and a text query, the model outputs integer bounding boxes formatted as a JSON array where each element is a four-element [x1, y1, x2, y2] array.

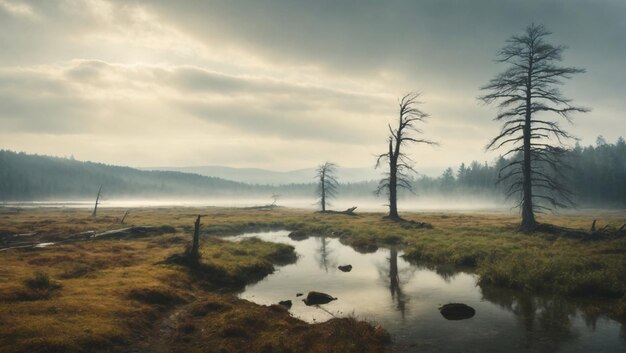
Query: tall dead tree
[[376, 93, 437, 220], [91, 185, 102, 218], [316, 162, 338, 212], [479, 23, 588, 231]]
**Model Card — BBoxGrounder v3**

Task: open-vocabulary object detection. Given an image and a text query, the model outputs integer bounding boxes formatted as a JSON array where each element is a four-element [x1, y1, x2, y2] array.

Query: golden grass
[[0, 206, 624, 352]]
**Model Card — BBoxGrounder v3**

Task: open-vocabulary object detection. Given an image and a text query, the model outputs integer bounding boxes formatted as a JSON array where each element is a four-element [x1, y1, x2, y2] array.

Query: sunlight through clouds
[[0, 0, 624, 173]]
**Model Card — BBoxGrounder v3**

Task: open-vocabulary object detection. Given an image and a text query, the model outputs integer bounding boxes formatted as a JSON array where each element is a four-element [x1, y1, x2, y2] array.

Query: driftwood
[[320, 206, 358, 216], [242, 204, 279, 211], [0, 226, 176, 251], [92, 226, 176, 239], [585, 220, 626, 240], [536, 220, 626, 240]]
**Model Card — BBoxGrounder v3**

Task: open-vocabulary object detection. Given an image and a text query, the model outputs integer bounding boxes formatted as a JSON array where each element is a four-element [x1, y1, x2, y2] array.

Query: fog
[[1, 195, 511, 213]]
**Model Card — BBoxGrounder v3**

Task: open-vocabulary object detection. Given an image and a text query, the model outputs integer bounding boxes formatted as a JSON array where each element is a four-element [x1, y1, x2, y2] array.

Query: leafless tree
[[376, 93, 437, 220], [316, 162, 338, 212], [270, 193, 280, 207], [91, 184, 102, 217], [479, 23, 589, 231]]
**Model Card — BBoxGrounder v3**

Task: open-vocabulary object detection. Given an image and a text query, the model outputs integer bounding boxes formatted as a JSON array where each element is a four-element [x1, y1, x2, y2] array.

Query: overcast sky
[[0, 0, 624, 175]]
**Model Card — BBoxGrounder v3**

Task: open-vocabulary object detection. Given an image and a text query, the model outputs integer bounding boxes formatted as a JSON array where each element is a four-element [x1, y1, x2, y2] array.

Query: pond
[[225, 231, 626, 353]]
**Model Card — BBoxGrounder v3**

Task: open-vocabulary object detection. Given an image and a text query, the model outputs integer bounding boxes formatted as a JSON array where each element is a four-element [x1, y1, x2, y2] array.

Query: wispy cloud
[[0, 0, 624, 172]]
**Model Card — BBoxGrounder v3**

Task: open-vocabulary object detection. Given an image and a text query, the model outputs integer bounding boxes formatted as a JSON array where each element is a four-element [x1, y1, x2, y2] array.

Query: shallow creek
[[225, 231, 625, 353]]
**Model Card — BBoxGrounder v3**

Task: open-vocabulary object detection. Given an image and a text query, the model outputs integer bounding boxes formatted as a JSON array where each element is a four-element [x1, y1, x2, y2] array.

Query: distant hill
[[0, 150, 276, 200], [142, 165, 384, 185]]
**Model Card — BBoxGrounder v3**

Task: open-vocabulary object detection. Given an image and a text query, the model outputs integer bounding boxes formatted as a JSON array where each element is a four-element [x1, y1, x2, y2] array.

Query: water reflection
[[482, 286, 578, 352], [227, 231, 626, 353], [315, 236, 337, 273], [377, 248, 416, 318]]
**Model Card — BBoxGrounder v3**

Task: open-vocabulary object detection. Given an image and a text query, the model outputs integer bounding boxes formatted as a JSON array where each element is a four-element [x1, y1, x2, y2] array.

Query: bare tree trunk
[[521, 76, 536, 231], [321, 169, 326, 212], [388, 138, 399, 219], [92, 185, 102, 218], [190, 215, 201, 261]]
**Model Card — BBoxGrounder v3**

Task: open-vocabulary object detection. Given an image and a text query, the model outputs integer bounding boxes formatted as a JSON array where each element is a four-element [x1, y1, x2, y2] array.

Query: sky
[[0, 0, 624, 176]]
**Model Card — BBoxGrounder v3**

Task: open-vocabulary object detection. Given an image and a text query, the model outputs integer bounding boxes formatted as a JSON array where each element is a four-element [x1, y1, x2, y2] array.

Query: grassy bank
[[0, 208, 391, 353], [1, 206, 625, 352]]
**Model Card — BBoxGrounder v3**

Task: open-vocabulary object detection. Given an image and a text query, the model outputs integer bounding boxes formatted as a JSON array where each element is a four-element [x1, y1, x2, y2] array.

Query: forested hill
[[421, 137, 626, 207], [0, 150, 267, 200], [2, 136, 625, 207]]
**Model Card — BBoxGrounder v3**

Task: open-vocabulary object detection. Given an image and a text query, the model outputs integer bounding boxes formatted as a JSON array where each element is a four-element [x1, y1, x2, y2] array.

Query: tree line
[[1, 137, 624, 208]]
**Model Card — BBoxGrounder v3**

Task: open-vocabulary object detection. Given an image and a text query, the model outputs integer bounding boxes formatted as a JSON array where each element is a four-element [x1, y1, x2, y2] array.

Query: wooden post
[[120, 210, 130, 224], [92, 185, 102, 218], [190, 215, 201, 260]]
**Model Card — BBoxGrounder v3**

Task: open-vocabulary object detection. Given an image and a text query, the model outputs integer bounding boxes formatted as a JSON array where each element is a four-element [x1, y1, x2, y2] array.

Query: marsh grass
[[169, 294, 391, 353], [0, 206, 624, 352]]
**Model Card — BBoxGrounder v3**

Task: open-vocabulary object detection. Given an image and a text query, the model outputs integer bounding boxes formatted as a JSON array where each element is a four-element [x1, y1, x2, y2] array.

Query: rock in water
[[302, 291, 337, 306], [338, 264, 352, 272], [278, 300, 292, 309], [439, 303, 475, 320], [288, 230, 309, 241], [296, 293, 303, 297]]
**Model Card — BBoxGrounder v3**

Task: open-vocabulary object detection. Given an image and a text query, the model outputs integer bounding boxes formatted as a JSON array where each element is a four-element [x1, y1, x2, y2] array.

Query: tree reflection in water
[[377, 248, 416, 319], [315, 236, 337, 273], [482, 286, 579, 352]]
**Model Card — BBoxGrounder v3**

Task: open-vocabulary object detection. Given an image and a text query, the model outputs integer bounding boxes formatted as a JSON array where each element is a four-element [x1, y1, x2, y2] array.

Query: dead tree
[[479, 24, 588, 231], [91, 185, 102, 218], [270, 193, 280, 207], [187, 215, 203, 262], [316, 162, 338, 212], [120, 210, 130, 224], [376, 93, 437, 220]]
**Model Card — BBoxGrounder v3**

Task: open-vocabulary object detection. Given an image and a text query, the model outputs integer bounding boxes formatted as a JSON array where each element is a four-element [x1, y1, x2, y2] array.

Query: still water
[[225, 231, 626, 353]]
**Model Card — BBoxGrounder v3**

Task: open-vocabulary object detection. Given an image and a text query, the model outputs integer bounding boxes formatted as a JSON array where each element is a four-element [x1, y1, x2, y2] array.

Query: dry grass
[[0, 206, 624, 352], [140, 293, 390, 353], [0, 207, 391, 353]]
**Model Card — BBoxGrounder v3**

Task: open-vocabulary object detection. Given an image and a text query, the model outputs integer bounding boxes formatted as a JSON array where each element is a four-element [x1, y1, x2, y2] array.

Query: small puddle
[[225, 230, 626, 353]]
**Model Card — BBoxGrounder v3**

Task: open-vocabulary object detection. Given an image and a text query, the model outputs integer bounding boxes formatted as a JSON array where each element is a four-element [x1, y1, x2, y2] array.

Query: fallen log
[[92, 226, 176, 239], [320, 207, 358, 216]]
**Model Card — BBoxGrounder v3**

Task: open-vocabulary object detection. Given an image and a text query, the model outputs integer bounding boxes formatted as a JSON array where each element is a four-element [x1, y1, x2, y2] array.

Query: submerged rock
[[302, 291, 337, 306], [338, 264, 352, 272], [296, 293, 303, 297], [439, 303, 475, 320], [288, 230, 309, 241], [278, 300, 292, 309]]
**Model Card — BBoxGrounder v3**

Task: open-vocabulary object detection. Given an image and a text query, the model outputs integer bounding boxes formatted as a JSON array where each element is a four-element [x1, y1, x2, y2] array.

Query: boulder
[[338, 264, 352, 272], [439, 303, 475, 320], [302, 291, 337, 306], [288, 230, 309, 241], [278, 300, 292, 309]]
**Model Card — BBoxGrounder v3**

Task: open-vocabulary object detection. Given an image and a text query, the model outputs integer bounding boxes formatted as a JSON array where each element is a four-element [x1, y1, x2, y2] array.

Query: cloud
[[0, 0, 36, 18], [0, 0, 624, 172], [0, 60, 391, 144]]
